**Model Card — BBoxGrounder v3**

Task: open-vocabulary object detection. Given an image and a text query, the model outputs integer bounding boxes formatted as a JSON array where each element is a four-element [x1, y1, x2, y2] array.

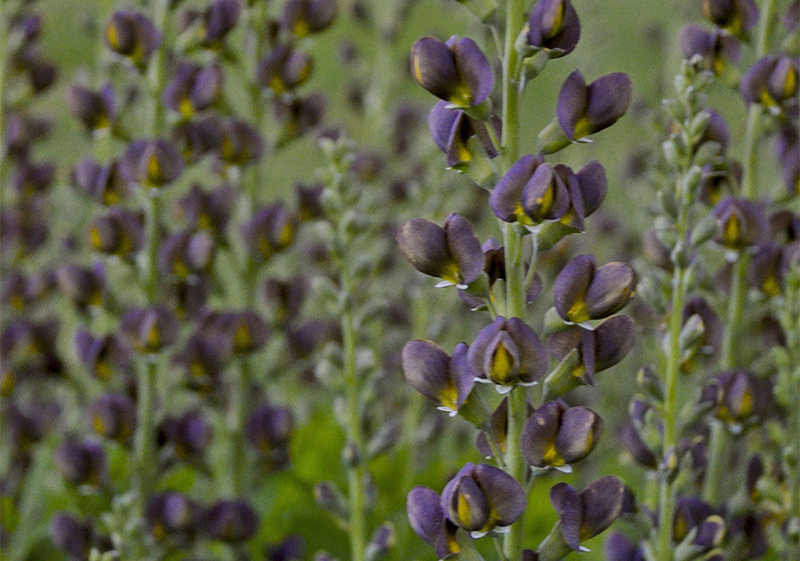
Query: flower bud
[[55, 437, 107, 487], [549, 476, 626, 551], [88, 393, 136, 442], [158, 230, 215, 278], [120, 139, 184, 188], [402, 340, 476, 414], [105, 11, 160, 65], [201, 500, 259, 543], [146, 491, 198, 542], [160, 410, 213, 460], [177, 184, 235, 235], [241, 203, 295, 260], [410, 35, 493, 107], [67, 85, 115, 132], [247, 402, 293, 465], [217, 118, 265, 167], [701, 0, 758, 36], [441, 463, 525, 535], [711, 197, 767, 249], [678, 25, 739, 74], [555, 71, 632, 141], [468, 316, 548, 390], [282, 0, 337, 37], [407, 486, 460, 558], [741, 55, 800, 112], [520, 400, 602, 470], [526, 0, 581, 57], [163, 62, 223, 116], [121, 307, 179, 353], [88, 207, 144, 258], [553, 254, 636, 323], [397, 214, 484, 287], [258, 44, 314, 94]]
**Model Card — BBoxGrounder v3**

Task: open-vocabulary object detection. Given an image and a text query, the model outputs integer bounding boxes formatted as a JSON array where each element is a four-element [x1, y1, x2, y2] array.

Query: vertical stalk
[[0, 0, 7, 190], [657, 183, 689, 561], [786, 271, 800, 561], [343, 274, 366, 561], [500, 1, 528, 559], [134, 0, 170, 515]]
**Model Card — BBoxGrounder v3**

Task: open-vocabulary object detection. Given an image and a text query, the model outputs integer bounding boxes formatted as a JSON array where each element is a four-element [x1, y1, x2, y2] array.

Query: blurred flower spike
[[441, 463, 526, 537], [526, 0, 581, 58], [396, 214, 484, 288], [411, 36, 494, 109], [468, 316, 548, 392], [553, 254, 637, 324], [402, 340, 476, 416], [520, 400, 603, 472]]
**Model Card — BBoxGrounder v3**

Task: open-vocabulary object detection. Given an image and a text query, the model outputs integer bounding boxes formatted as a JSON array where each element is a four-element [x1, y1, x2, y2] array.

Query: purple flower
[[120, 139, 184, 188], [741, 55, 799, 113], [121, 307, 179, 353], [527, 0, 581, 57], [549, 476, 626, 551], [402, 340, 476, 415], [407, 486, 460, 558], [88, 393, 136, 442], [553, 254, 636, 323], [163, 62, 223, 116], [66, 84, 115, 131], [679, 24, 740, 74], [201, 500, 259, 543], [556, 71, 632, 141], [711, 197, 768, 249], [520, 400, 602, 470], [440, 463, 525, 535], [411, 36, 494, 107], [241, 203, 296, 260], [701, 0, 759, 36], [282, 0, 337, 37], [258, 44, 314, 94], [55, 437, 107, 487], [396, 214, 484, 287], [468, 316, 548, 390], [105, 10, 160, 65]]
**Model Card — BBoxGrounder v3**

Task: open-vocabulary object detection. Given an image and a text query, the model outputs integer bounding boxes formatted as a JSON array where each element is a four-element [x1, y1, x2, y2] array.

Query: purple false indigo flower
[[202, 500, 259, 543], [50, 514, 110, 560], [54, 263, 106, 308], [526, 0, 581, 57], [268, 535, 305, 561], [741, 55, 799, 113], [545, 315, 636, 387], [160, 410, 213, 460], [263, 276, 308, 326], [172, 117, 223, 162], [548, 476, 626, 551], [1, 201, 49, 257], [700, 370, 770, 425], [163, 62, 223, 117], [410, 36, 494, 108], [4, 113, 50, 160], [67, 84, 115, 132], [274, 93, 327, 143], [242, 203, 295, 260], [673, 497, 716, 542], [728, 513, 769, 559], [555, 71, 632, 141], [786, 0, 800, 30], [11, 13, 43, 43], [604, 533, 645, 561], [158, 230, 215, 278], [198, 0, 241, 46], [258, 44, 314, 94], [13, 160, 56, 196], [88, 393, 136, 442], [199, 310, 270, 354], [282, 0, 337, 37], [146, 491, 198, 542], [89, 207, 144, 258], [553, 254, 636, 323], [520, 400, 603, 472], [428, 101, 481, 167], [468, 316, 548, 392], [16, 48, 58, 94], [679, 24, 740, 74], [711, 197, 767, 249], [217, 118, 265, 167], [75, 330, 132, 381], [619, 423, 659, 469], [295, 182, 325, 221], [702, 0, 758, 36], [173, 333, 230, 391], [682, 296, 722, 360], [396, 214, 484, 287], [748, 243, 789, 296], [475, 398, 510, 459], [177, 184, 235, 235], [491, 156, 574, 225], [4, 402, 59, 453], [121, 307, 179, 353], [441, 463, 526, 536], [120, 139, 184, 188], [402, 341, 475, 416], [247, 403, 293, 468], [407, 486, 460, 558], [71, 158, 129, 205], [105, 11, 160, 65], [55, 437, 107, 487]]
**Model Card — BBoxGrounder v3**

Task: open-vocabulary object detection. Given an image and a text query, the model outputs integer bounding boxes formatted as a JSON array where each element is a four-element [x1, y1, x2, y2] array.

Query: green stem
[[701, 419, 728, 504], [144, 191, 161, 302], [343, 289, 366, 561], [500, 0, 523, 164], [147, 0, 170, 138], [0, 0, 7, 191], [134, 359, 157, 502], [503, 385, 527, 560]]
